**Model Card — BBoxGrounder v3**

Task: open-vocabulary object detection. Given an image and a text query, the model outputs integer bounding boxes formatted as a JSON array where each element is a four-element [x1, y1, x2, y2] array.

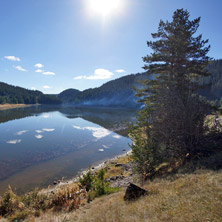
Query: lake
[[0, 105, 136, 194]]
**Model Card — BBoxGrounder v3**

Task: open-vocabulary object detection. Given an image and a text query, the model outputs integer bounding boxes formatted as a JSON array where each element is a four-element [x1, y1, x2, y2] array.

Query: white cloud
[[112, 135, 121, 139], [31, 87, 36, 90], [73, 125, 110, 139], [34, 63, 44, 68], [6, 139, 22, 144], [73, 68, 113, 80], [115, 69, 126, 73], [36, 130, 43, 133], [43, 71, 55, 75], [43, 85, 51, 89], [73, 76, 85, 80], [42, 128, 55, 132], [98, 149, 104, 152], [73, 125, 82, 130], [35, 69, 43, 73], [14, 66, 27, 72], [16, 130, 28, 136], [42, 114, 50, 118], [4, 56, 21, 61], [35, 134, 43, 139]]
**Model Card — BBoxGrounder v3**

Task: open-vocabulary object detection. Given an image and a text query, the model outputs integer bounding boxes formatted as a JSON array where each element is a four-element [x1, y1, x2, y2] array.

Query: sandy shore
[[0, 104, 39, 111]]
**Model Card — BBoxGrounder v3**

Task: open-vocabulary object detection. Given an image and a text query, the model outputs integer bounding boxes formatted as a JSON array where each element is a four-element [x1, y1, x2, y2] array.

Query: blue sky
[[0, 0, 221, 94]]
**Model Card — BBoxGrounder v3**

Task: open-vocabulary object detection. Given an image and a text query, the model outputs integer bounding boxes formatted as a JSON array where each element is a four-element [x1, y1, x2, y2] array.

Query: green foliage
[[0, 186, 22, 218], [79, 170, 94, 192], [79, 169, 120, 202], [0, 82, 61, 105], [129, 107, 162, 182]]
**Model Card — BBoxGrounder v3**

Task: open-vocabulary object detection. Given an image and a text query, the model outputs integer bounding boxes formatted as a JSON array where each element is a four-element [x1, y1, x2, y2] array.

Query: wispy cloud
[[14, 66, 27, 72], [42, 128, 55, 132], [35, 69, 43, 73], [34, 63, 44, 68], [73, 68, 113, 80], [115, 69, 126, 73], [43, 85, 51, 89], [43, 71, 55, 76], [4, 56, 21, 61], [6, 139, 22, 144], [16, 130, 28, 136]]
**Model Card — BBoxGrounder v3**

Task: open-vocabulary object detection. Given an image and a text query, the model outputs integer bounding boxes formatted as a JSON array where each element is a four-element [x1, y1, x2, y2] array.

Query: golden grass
[[0, 104, 37, 111], [33, 170, 222, 222]]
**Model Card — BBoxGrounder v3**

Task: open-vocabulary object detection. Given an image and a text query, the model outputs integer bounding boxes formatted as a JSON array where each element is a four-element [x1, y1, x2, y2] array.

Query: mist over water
[[0, 106, 136, 194]]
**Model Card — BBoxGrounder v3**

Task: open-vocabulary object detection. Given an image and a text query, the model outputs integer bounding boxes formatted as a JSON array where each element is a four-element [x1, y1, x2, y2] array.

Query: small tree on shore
[[130, 9, 211, 179]]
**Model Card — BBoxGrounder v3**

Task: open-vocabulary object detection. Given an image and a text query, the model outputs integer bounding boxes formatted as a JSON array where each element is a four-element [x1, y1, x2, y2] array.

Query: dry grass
[[0, 104, 37, 111], [33, 170, 222, 222], [104, 155, 133, 178]]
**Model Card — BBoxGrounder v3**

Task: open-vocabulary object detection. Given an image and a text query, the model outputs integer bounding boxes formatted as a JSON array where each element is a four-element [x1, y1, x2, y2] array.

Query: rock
[[53, 181, 58, 185], [124, 183, 148, 201], [110, 161, 117, 165], [115, 163, 124, 167]]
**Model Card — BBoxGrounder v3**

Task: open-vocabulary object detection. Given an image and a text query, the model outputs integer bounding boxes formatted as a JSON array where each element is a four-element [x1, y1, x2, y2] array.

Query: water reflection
[[0, 106, 136, 194]]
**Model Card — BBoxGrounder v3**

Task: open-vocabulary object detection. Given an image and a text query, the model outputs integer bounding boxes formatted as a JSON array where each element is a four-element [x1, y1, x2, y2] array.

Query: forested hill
[[0, 82, 61, 104], [1, 60, 221, 107], [59, 72, 148, 108], [57, 61, 222, 108], [199, 59, 222, 100]]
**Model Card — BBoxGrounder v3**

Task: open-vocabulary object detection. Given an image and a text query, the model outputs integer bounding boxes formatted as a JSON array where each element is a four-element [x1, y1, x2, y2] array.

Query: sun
[[89, 0, 121, 17]]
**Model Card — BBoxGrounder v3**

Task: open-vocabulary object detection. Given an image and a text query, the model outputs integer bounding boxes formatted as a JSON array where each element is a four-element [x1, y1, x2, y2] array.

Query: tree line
[[0, 82, 61, 105]]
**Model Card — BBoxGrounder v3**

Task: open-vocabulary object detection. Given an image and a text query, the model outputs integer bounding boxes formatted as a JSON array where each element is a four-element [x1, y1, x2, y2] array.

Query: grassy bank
[[21, 169, 222, 222], [1, 153, 222, 222], [0, 104, 38, 111]]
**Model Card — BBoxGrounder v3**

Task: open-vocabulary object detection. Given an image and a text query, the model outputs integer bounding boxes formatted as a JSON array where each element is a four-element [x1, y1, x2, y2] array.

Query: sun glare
[[89, 0, 121, 16]]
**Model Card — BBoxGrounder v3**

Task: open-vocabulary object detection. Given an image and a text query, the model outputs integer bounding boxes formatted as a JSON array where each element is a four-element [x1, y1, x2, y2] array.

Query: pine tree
[[130, 9, 211, 179]]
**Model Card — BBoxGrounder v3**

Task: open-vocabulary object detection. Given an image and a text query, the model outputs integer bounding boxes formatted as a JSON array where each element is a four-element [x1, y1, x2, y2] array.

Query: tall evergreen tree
[[130, 9, 211, 179]]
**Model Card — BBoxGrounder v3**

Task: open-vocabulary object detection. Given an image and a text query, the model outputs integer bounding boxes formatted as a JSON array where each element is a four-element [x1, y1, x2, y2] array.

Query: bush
[[79, 169, 120, 202], [0, 186, 21, 217]]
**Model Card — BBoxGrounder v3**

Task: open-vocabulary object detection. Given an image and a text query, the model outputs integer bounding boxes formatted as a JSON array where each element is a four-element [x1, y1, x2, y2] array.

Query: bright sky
[[0, 0, 221, 94]]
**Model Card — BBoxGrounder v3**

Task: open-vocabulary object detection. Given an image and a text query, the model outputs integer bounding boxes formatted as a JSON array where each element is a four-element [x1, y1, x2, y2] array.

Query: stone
[[53, 181, 58, 185], [110, 161, 117, 165], [115, 163, 124, 167], [124, 183, 148, 201]]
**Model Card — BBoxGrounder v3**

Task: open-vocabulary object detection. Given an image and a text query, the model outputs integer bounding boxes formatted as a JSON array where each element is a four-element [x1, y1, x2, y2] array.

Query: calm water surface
[[0, 106, 136, 194]]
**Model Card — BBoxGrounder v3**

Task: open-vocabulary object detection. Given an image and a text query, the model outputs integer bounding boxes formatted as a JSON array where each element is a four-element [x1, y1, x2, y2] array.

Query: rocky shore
[[43, 150, 134, 195]]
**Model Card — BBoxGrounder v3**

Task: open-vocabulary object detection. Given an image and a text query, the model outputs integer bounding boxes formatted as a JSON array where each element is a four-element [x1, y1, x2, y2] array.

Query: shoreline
[[0, 104, 39, 111], [42, 150, 132, 194]]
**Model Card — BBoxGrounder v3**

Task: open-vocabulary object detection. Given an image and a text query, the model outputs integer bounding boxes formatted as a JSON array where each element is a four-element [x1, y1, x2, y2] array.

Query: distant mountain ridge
[[1, 60, 222, 107], [58, 72, 148, 108]]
